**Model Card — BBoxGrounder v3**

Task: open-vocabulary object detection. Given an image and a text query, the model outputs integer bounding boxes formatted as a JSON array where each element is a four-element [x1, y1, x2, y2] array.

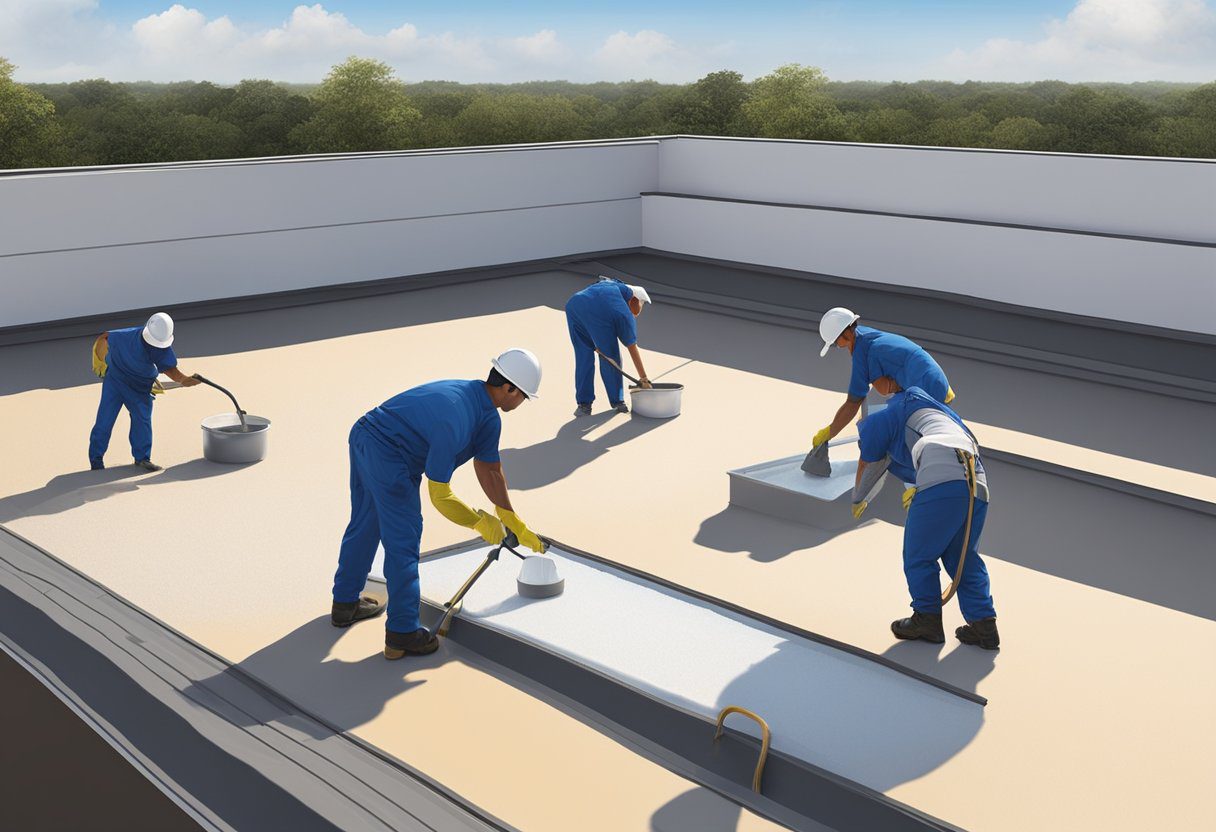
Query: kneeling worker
[[331, 348, 549, 659], [89, 312, 201, 472], [852, 377, 999, 649], [811, 307, 955, 450], [565, 276, 652, 416]]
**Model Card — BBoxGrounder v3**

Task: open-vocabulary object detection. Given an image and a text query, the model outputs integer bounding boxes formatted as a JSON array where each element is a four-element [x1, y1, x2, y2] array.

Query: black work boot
[[891, 611, 945, 643], [956, 617, 1000, 650], [384, 628, 439, 660], [134, 459, 162, 472], [331, 596, 385, 628]]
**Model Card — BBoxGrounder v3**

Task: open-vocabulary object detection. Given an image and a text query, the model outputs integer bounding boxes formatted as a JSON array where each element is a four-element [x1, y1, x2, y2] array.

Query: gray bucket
[[201, 413, 271, 464]]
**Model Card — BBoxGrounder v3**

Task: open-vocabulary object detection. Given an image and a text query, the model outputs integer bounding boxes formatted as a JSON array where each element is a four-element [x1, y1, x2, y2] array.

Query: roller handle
[[594, 349, 642, 386]]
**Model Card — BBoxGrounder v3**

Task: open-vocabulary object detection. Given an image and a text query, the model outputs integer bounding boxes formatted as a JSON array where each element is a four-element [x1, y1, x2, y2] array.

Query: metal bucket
[[629, 383, 683, 419], [201, 413, 271, 464]]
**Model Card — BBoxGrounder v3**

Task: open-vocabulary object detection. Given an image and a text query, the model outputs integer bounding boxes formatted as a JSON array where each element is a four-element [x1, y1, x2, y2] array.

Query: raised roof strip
[[414, 540, 979, 832]]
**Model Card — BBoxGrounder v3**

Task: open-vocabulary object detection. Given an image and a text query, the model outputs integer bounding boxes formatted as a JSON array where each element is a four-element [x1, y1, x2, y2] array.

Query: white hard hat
[[142, 312, 174, 348], [628, 285, 652, 305], [818, 307, 859, 357], [491, 347, 542, 399]]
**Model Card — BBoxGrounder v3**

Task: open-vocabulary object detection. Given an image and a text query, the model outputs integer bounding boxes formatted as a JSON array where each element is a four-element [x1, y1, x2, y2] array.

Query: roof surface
[[1, 269, 1213, 831]]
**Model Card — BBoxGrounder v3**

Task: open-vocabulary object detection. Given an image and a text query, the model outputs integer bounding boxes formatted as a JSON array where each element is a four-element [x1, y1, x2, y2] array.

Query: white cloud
[[596, 30, 678, 67], [943, 0, 1216, 81], [1, 3, 732, 84]]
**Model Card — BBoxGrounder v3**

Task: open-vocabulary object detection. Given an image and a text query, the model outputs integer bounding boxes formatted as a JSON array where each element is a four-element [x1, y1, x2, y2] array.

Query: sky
[[1, 0, 1213, 85]]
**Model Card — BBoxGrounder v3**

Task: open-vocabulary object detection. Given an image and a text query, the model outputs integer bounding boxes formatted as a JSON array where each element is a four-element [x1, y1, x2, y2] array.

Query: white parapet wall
[[0, 141, 657, 328], [648, 137, 1216, 336], [3, 135, 1213, 336]]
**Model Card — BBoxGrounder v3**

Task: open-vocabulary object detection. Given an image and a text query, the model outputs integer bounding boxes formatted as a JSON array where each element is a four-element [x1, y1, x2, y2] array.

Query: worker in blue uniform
[[88, 312, 201, 472], [330, 348, 549, 660], [811, 306, 955, 450], [565, 276, 653, 416], [851, 377, 999, 649]]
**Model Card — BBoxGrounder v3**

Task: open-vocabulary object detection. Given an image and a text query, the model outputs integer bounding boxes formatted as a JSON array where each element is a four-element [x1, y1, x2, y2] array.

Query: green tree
[[990, 116, 1055, 151], [219, 80, 314, 157], [742, 64, 847, 140], [670, 70, 749, 135], [916, 112, 994, 149], [847, 108, 922, 144], [1049, 87, 1155, 154], [291, 57, 420, 153], [453, 94, 584, 145], [0, 58, 64, 167]]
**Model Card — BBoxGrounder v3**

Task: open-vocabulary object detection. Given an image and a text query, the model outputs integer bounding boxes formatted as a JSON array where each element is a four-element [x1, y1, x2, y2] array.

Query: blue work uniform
[[565, 279, 637, 405], [333, 380, 502, 633], [88, 326, 177, 464], [849, 326, 950, 403], [858, 387, 996, 622]]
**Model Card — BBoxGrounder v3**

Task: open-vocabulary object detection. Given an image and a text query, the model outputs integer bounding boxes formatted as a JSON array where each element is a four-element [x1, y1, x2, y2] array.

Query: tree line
[[2, 56, 1213, 169]]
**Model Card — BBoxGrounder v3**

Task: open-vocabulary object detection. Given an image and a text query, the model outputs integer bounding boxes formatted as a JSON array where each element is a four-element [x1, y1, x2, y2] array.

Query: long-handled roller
[[435, 533, 564, 636]]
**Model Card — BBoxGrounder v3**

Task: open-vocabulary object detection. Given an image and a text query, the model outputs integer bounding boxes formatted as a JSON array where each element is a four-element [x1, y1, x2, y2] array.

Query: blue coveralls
[[857, 387, 996, 622], [88, 326, 177, 464], [332, 380, 502, 634], [849, 326, 950, 403], [565, 279, 638, 406]]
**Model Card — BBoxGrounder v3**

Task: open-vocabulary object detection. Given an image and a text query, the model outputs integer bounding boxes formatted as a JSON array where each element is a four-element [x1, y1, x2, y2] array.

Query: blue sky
[[3, 1, 1214, 84]]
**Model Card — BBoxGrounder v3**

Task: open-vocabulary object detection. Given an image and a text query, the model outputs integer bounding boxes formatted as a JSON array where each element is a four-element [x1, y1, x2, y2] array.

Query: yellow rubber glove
[[428, 480, 505, 544], [944, 387, 956, 404], [851, 501, 868, 520], [495, 506, 547, 553], [902, 486, 917, 511], [472, 509, 507, 545], [91, 336, 108, 378], [812, 425, 832, 448]]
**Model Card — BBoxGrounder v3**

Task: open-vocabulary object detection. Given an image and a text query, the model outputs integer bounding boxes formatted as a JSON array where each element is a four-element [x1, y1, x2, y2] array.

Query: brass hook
[[713, 705, 771, 793]]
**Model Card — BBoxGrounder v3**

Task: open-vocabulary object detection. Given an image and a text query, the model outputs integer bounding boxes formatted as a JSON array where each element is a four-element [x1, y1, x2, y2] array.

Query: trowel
[[801, 442, 831, 477]]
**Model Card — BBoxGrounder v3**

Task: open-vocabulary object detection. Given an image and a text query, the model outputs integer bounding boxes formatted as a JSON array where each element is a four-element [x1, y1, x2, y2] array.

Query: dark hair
[[487, 368, 526, 398]]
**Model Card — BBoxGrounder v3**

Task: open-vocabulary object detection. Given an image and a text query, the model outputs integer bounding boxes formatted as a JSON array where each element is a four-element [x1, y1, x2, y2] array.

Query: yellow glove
[[851, 501, 868, 520], [902, 486, 917, 511], [944, 387, 956, 404], [426, 479, 500, 539], [91, 336, 108, 378], [495, 506, 547, 553], [472, 509, 506, 545], [812, 425, 832, 448]]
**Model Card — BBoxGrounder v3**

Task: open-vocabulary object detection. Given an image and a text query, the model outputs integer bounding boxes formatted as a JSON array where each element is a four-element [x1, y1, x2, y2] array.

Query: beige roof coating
[[1, 270, 1214, 831]]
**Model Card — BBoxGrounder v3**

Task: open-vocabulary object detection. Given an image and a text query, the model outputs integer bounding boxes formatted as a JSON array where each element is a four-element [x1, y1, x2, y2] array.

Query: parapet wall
[[2, 136, 1212, 336]]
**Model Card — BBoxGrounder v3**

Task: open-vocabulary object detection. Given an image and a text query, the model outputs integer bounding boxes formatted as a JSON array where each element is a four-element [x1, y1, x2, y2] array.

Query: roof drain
[[714, 706, 771, 793]]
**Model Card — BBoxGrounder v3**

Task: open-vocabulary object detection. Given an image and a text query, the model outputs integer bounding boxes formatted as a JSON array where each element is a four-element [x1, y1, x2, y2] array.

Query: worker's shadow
[[650, 787, 746, 832], [499, 411, 667, 490], [184, 612, 447, 742], [879, 640, 997, 699], [694, 506, 842, 563], [0, 459, 251, 524]]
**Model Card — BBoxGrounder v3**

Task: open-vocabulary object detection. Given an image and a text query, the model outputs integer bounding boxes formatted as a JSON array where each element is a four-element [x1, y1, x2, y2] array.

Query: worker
[[331, 348, 549, 660], [811, 307, 955, 450], [565, 276, 652, 416], [88, 312, 200, 472], [852, 376, 999, 650]]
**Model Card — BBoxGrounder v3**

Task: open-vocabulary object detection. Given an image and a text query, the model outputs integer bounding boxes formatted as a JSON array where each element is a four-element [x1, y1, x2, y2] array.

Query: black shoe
[[90, 459, 105, 471], [331, 596, 385, 628], [573, 403, 592, 417], [891, 611, 945, 643], [134, 459, 162, 472], [956, 617, 1000, 650], [384, 628, 439, 659], [611, 401, 629, 414]]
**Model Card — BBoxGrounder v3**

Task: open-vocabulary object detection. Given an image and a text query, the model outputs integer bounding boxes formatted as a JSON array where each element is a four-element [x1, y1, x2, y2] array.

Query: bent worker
[[811, 307, 955, 450], [565, 276, 652, 416], [330, 348, 549, 660], [852, 377, 999, 649], [88, 312, 201, 472]]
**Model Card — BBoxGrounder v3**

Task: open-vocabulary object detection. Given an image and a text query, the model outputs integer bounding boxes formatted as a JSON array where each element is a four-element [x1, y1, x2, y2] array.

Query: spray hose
[[941, 449, 978, 605]]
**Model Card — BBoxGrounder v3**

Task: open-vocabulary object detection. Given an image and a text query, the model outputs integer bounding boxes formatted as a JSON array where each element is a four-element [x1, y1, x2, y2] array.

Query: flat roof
[[1, 269, 1214, 831]]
